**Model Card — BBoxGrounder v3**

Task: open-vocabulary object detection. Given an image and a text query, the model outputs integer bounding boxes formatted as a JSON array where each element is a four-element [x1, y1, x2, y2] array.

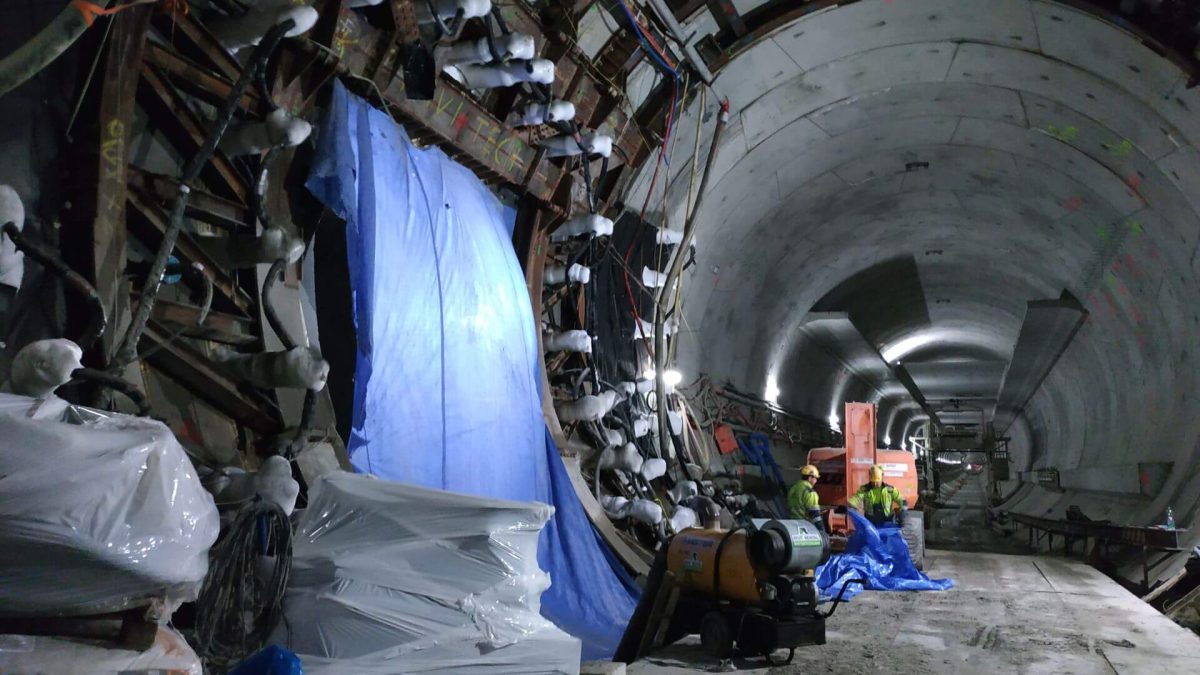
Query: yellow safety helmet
[[800, 464, 820, 479], [869, 464, 885, 483]]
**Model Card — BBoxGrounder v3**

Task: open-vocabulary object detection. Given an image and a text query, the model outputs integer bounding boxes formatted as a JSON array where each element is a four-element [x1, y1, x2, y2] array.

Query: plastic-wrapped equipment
[[272, 472, 582, 674], [0, 394, 219, 616], [815, 510, 953, 602], [0, 626, 201, 674]]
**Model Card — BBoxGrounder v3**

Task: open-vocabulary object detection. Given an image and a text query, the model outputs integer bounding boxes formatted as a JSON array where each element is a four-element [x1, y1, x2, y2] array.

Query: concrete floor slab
[[626, 550, 1200, 674]]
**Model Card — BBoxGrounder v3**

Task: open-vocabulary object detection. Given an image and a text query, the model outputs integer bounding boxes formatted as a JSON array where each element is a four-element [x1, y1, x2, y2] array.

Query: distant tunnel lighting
[[880, 333, 941, 363], [829, 413, 840, 432], [883, 435, 892, 446], [936, 456, 963, 465], [642, 368, 683, 387], [765, 376, 781, 404]]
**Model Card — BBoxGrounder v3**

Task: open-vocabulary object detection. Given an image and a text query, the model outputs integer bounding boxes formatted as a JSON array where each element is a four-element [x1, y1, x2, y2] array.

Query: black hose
[[133, 261, 214, 362], [114, 19, 296, 370], [68, 368, 150, 417], [821, 578, 866, 618], [578, 144, 596, 212], [194, 499, 293, 671], [287, 387, 317, 458], [2, 222, 106, 350], [482, 13, 504, 62], [490, 5, 510, 34], [262, 258, 297, 350]]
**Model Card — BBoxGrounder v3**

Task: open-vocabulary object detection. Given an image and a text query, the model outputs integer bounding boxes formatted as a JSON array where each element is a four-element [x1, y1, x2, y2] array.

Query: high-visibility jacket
[[849, 482, 905, 526], [788, 481, 822, 529]]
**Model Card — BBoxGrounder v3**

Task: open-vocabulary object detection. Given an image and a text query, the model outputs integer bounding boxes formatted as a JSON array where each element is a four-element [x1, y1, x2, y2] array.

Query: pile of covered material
[[815, 509, 953, 602], [0, 393, 219, 673], [272, 471, 582, 674]]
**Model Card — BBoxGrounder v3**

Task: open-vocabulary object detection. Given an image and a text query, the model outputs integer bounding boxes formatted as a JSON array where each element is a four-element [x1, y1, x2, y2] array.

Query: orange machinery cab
[[806, 403, 918, 541]]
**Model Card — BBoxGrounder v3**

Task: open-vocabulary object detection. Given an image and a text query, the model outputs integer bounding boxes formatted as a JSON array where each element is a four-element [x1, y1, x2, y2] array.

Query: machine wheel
[[901, 511, 925, 571], [699, 611, 734, 659]]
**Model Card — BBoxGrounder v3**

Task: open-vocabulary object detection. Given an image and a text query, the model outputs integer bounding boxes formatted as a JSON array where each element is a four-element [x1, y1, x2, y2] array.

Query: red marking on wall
[[1126, 172, 1148, 204], [1141, 471, 1150, 487], [1062, 195, 1083, 211], [453, 113, 469, 133], [179, 419, 204, 446]]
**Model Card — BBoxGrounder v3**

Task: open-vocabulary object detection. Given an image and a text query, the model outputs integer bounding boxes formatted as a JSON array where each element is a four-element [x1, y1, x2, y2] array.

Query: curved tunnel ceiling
[[621, 0, 1200, 524]]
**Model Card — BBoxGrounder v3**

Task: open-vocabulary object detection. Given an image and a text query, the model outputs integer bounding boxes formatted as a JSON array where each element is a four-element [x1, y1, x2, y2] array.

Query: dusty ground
[[628, 550, 1200, 675], [628, 476, 1200, 674]]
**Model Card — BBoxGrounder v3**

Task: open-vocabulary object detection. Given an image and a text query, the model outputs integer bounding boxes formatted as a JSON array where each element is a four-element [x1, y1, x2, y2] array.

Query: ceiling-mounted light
[[883, 435, 892, 446]]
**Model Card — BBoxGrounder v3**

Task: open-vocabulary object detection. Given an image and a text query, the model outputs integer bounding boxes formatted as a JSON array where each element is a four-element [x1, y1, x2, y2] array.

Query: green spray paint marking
[[1096, 224, 1110, 243], [1045, 125, 1080, 143], [1104, 139, 1134, 157]]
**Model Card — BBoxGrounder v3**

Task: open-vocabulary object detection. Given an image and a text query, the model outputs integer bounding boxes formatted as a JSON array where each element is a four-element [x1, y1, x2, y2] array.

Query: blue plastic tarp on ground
[[816, 510, 954, 602], [306, 82, 637, 659]]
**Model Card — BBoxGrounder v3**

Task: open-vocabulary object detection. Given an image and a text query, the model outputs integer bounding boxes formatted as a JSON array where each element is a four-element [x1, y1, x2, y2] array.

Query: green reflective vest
[[850, 483, 904, 523], [788, 481, 820, 522]]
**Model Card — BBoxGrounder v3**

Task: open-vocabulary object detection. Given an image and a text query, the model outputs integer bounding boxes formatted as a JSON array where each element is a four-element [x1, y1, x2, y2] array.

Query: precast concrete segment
[[623, 0, 1200, 559], [627, 550, 1200, 675]]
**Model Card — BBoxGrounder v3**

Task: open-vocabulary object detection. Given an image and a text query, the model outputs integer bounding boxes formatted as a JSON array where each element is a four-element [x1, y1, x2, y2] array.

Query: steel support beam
[[992, 292, 1088, 435]]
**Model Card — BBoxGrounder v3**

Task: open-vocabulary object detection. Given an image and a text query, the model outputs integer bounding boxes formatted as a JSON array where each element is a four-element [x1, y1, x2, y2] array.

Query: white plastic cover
[[273, 472, 581, 674], [0, 627, 201, 674], [0, 394, 219, 616]]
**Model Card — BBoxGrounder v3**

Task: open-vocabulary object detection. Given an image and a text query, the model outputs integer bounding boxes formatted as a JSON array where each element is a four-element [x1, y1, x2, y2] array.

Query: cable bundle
[[193, 499, 293, 671]]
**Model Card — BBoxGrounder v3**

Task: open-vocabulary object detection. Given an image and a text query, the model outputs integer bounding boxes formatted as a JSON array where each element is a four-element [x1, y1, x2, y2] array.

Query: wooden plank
[[127, 167, 252, 231], [59, 6, 154, 364], [137, 66, 248, 203], [151, 298, 257, 346], [143, 43, 266, 115], [126, 189, 253, 313], [141, 323, 280, 435]]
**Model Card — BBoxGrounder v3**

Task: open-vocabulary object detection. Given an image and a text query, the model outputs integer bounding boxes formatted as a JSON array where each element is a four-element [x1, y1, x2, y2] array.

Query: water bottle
[[1166, 507, 1176, 530]]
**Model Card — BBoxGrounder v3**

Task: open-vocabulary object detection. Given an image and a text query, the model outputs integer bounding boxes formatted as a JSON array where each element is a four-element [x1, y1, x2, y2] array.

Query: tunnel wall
[[622, 0, 1200, 560]]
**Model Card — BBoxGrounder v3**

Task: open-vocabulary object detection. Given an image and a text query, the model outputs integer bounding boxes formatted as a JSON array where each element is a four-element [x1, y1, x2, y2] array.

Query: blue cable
[[614, 0, 681, 166]]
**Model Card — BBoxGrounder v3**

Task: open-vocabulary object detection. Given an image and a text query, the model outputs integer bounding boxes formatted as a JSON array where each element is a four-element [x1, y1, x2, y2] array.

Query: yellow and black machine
[[616, 519, 863, 664]]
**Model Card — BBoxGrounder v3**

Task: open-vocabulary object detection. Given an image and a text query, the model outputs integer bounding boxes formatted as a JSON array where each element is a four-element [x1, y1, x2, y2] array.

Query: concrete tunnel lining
[[620, 0, 1200, 546]]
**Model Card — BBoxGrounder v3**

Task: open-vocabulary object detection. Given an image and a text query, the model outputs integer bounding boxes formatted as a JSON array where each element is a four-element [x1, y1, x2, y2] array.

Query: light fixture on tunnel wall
[[880, 332, 941, 363], [764, 375, 780, 404], [883, 435, 892, 447], [641, 368, 682, 389], [828, 413, 840, 433]]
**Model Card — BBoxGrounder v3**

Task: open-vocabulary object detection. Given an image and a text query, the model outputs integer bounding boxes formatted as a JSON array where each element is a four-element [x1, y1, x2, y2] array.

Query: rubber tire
[[700, 611, 734, 659], [901, 510, 925, 571]]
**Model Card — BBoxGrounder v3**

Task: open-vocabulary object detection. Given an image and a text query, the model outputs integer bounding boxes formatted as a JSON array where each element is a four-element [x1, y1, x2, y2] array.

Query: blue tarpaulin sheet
[[816, 510, 954, 602], [306, 82, 637, 659]]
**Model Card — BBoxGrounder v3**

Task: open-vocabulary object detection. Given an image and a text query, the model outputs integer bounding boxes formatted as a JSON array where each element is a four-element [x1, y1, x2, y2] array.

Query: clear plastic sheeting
[[815, 510, 954, 602], [272, 472, 582, 674], [0, 627, 202, 674], [306, 82, 636, 658], [0, 393, 219, 616]]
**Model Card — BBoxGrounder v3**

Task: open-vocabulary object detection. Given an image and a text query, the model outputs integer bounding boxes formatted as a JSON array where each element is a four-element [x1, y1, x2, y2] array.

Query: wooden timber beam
[[59, 6, 155, 366], [140, 324, 281, 435]]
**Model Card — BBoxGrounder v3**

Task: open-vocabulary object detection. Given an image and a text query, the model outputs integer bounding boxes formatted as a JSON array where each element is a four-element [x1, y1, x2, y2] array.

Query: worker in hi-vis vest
[[787, 464, 825, 534], [849, 464, 907, 527]]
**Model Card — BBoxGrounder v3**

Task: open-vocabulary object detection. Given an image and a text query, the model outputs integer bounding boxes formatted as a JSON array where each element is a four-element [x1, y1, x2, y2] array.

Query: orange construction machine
[[806, 402, 925, 568]]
